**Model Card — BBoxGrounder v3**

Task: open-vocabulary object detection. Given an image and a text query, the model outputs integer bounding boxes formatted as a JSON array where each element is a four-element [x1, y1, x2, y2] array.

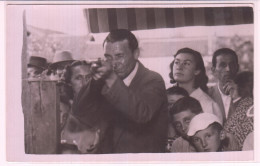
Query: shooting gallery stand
[[22, 80, 60, 154]]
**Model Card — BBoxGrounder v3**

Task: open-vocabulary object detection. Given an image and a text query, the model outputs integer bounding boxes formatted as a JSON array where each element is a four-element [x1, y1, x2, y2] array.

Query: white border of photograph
[[3, 0, 260, 164]]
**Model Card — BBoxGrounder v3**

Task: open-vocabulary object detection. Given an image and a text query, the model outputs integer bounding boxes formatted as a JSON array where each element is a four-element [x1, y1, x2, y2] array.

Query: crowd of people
[[26, 29, 254, 154]]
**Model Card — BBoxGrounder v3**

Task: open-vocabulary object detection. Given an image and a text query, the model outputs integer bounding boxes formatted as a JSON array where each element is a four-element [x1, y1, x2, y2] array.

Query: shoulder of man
[[137, 62, 165, 84]]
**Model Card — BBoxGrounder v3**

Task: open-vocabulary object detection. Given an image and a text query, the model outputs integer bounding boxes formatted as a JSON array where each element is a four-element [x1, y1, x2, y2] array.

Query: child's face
[[172, 109, 196, 137], [167, 94, 184, 105], [191, 125, 221, 152]]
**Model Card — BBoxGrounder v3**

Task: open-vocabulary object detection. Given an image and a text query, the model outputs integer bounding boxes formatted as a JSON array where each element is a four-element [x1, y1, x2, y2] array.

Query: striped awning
[[84, 7, 253, 33]]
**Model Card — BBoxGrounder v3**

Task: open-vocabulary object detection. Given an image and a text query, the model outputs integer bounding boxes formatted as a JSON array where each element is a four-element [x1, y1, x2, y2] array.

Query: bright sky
[[25, 5, 89, 35]]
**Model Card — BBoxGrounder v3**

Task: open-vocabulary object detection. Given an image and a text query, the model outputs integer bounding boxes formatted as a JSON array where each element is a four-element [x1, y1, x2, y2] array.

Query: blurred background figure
[[63, 60, 92, 100], [60, 60, 104, 154], [224, 71, 254, 150], [166, 86, 189, 152], [27, 56, 47, 79], [209, 48, 240, 123], [49, 50, 75, 80], [238, 41, 253, 72]]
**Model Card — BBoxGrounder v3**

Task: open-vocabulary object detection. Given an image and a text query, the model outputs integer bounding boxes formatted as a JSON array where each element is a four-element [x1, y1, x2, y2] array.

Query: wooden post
[[24, 80, 60, 154]]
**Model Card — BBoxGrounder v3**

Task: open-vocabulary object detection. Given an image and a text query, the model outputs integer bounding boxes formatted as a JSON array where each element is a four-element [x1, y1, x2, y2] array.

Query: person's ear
[[133, 48, 140, 60], [220, 130, 226, 141]]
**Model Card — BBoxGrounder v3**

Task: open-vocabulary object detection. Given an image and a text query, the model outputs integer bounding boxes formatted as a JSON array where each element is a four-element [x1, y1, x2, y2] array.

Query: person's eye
[[193, 137, 199, 143], [174, 122, 182, 128], [184, 62, 191, 66], [76, 76, 82, 80], [115, 54, 124, 60], [184, 119, 191, 124], [220, 63, 227, 68], [85, 75, 92, 80], [174, 61, 179, 65], [105, 54, 112, 61], [205, 134, 211, 139]]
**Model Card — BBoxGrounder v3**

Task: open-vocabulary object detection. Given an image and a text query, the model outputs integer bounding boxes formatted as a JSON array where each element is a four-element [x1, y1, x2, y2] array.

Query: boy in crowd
[[169, 96, 203, 152], [187, 113, 226, 152], [166, 87, 189, 152]]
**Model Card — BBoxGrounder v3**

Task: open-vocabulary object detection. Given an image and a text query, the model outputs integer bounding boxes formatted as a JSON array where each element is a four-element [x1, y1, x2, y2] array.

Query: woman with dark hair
[[169, 48, 223, 123], [60, 60, 113, 154], [224, 71, 254, 150]]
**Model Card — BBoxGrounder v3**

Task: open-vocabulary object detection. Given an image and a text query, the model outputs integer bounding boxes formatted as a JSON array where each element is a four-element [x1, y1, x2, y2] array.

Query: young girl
[[169, 48, 223, 123]]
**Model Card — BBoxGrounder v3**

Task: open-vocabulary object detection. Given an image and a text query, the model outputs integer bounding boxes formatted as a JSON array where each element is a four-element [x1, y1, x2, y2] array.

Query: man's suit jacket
[[101, 62, 168, 153], [208, 85, 234, 123]]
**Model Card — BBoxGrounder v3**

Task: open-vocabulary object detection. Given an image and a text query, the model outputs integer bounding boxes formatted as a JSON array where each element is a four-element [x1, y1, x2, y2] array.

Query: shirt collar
[[123, 62, 139, 87], [218, 82, 229, 97]]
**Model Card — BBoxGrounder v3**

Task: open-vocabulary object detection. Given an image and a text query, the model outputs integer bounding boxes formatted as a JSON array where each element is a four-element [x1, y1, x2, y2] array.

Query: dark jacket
[[72, 79, 113, 154], [101, 62, 168, 153]]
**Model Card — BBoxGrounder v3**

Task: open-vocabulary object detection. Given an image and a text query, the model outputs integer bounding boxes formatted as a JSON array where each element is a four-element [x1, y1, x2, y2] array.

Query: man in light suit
[[89, 29, 168, 153], [209, 48, 239, 123]]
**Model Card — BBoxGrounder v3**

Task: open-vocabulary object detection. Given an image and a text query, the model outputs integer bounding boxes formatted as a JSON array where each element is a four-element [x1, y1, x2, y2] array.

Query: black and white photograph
[[4, 1, 258, 163]]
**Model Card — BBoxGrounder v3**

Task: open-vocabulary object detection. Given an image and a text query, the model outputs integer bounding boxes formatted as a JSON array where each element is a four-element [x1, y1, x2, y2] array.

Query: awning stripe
[[174, 8, 186, 27], [126, 8, 137, 31], [85, 7, 253, 33], [135, 8, 147, 30], [116, 8, 128, 29], [184, 8, 194, 26], [87, 9, 99, 33], [154, 8, 167, 28], [193, 8, 206, 26], [146, 8, 156, 29], [107, 8, 118, 31], [97, 9, 109, 32], [165, 8, 175, 28]]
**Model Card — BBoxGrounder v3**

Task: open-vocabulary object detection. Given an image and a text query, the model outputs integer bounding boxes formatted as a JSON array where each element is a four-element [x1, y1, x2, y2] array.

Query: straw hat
[[50, 50, 74, 68]]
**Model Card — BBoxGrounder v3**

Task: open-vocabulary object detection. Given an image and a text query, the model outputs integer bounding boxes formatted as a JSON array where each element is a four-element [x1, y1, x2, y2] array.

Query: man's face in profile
[[104, 39, 138, 79], [213, 54, 238, 84]]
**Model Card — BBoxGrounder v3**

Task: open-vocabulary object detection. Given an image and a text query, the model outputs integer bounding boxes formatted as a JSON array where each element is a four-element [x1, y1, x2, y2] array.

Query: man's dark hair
[[103, 29, 138, 52], [212, 48, 239, 67], [169, 47, 209, 93], [169, 96, 203, 121], [166, 86, 189, 97]]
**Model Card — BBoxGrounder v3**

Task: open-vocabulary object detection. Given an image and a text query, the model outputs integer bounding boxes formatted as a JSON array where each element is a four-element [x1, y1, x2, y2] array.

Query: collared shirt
[[190, 88, 215, 114], [190, 87, 223, 123], [218, 83, 232, 118], [123, 62, 139, 87]]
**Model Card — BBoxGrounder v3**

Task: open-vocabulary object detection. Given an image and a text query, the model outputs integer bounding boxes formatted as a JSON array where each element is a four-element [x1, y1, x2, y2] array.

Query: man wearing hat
[[27, 56, 47, 79], [50, 50, 75, 80]]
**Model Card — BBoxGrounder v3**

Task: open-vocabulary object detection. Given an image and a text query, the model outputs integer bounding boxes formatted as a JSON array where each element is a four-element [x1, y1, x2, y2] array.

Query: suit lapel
[[212, 85, 226, 122], [129, 61, 145, 89]]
